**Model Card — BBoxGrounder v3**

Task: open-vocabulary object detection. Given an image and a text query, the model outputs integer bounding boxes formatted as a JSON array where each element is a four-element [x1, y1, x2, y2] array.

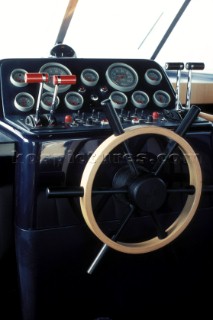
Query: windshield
[[0, 0, 212, 73]]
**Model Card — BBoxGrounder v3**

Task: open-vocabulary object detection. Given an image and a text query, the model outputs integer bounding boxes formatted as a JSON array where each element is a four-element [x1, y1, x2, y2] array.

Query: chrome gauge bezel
[[39, 62, 72, 93], [10, 68, 28, 87], [40, 92, 60, 111], [131, 90, 149, 108], [64, 91, 84, 110], [109, 91, 128, 109], [106, 63, 138, 92], [80, 68, 99, 87], [153, 90, 171, 108], [144, 68, 162, 86], [14, 92, 35, 112]]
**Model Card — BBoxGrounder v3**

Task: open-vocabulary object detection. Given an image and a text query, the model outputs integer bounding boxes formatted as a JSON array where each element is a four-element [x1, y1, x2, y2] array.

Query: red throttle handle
[[52, 75, 77, 85], [25, 73, 49, 83]]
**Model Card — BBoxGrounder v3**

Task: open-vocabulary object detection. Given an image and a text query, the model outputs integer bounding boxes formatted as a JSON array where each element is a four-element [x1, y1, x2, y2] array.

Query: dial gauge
[[40, 92, 60, 111], [80, 68, 99, 86], [39, 62, 72, 93], [131, 90, 149, 108], [145, 68, 162, 85], [64, 91, 84, 110], [153, 90, 171, 108], [109, 91, 128, 109], [10, 68, 28, 87], [106, 63, 138, 92], [14, 92, 35, 112]]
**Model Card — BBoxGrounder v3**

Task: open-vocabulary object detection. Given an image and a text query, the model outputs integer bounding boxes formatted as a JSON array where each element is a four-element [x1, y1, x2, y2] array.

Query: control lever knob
[[52, 75, 77, 85], [185, 62, 205, 70], [165, 62, 184, 70], [25, 73, 49, 83]]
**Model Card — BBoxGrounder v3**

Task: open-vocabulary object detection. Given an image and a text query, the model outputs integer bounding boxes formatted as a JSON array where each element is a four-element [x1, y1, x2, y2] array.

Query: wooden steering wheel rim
[[80, 125, 202, 254]]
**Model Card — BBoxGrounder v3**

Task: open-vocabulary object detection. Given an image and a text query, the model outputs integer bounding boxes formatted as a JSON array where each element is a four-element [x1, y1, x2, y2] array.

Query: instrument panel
[[0, 57, 203, 137]]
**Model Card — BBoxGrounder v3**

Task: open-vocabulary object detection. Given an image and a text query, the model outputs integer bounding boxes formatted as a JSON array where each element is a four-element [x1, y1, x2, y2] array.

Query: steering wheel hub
[[129, 176, 167, 211]]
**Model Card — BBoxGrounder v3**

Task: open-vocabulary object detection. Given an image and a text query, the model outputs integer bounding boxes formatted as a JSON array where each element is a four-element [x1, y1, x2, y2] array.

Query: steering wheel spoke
[[150, 211, 168, 240]]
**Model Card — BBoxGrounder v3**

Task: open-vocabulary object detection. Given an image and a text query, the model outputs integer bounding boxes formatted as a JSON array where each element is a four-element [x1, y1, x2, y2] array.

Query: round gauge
[[153, 90, 171, 108], [39, 62, 72, 93], [144, 68, 162, 85], [80, 68, 99, 87], [14, 92, 35, 112], [64, 91, 84, 110], [131, 90, 149, 108], [106, 63, 138, 92], [40, 92, 60, 111], [10, 68, 28, 87], [109, 91, 128, 109]]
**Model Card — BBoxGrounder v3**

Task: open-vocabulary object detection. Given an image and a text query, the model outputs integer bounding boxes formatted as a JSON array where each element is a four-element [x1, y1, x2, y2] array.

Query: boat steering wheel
[[80, 102, 202, 254]]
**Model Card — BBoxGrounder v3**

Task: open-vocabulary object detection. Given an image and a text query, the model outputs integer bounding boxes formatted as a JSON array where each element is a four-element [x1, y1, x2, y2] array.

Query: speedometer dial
[[39, 62, 72, 93], [106, 63, 138, 92]]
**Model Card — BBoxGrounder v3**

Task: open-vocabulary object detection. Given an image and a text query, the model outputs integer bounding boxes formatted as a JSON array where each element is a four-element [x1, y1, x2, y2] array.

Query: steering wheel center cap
[[129, 176, 167, 211]]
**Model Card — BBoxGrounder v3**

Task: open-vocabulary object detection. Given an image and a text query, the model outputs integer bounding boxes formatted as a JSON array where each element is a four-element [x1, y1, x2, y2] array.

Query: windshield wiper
[[151, 0, 191, 60], [50, 0, 79, 57]]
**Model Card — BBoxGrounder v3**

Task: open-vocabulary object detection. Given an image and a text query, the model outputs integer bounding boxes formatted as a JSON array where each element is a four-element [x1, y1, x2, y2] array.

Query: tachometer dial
[[106, 63, 138, 92], [80, 68, 99, 86], [40, 92, 60, 111], [10, 68, 28, 87], [64, 91, 84, 110], [131, 90, 149, 108], [145, 68, 162, 85], [109, 91, 128, 109], [153, 90, 171, 108], [39, 62, 72, 93], [14, 92, 35, 112]]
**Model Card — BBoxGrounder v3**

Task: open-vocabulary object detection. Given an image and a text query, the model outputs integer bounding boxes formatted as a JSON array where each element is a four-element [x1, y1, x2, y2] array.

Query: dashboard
[[0, 57, 210, 141], [0, 57, 181, 138]]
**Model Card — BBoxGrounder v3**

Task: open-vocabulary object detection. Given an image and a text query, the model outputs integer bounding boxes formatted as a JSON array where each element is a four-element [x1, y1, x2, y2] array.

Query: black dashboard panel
[[0, 57, 178, 137]]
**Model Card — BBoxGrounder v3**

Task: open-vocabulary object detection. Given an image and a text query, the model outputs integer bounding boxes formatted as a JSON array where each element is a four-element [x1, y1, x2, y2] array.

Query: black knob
[[185, 62, 205, 70], [165, 62, 184, 70]]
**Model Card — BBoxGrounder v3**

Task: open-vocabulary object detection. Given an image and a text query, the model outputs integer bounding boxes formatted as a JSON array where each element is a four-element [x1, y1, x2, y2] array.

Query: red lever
[[52, 75, 77, 85], [25, 73, 49, 83]]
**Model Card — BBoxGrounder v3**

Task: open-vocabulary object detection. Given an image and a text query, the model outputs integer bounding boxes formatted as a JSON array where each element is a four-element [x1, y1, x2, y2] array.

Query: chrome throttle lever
[[185, 62, 205, 109], [25, 73, 49, 126], [165, 62, 184, 111], [49, 75, 77, 125]]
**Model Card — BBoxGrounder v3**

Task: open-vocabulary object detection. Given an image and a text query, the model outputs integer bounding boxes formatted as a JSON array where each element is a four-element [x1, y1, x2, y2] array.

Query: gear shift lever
[[165, 62, 184, 111]]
